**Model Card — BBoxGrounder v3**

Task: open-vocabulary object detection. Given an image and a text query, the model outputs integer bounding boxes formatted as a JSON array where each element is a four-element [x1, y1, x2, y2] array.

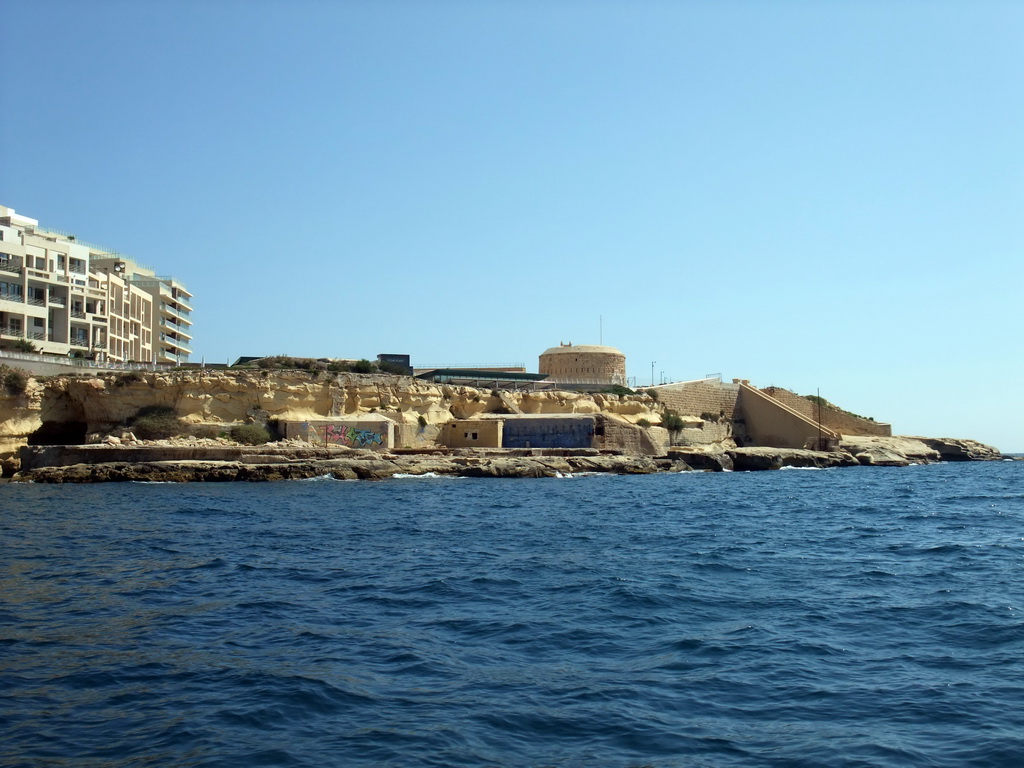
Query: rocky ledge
[[666, 435, 1005, 472], [14, 447, 670, 483], [10, 435, 1007, 483]]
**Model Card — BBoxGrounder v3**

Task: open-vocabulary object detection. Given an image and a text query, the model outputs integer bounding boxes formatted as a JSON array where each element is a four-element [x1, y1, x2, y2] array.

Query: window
[[0, 282, 23, 300]]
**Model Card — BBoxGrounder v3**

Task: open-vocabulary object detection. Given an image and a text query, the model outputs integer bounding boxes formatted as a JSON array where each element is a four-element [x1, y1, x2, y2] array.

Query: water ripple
[[1, 462, 1023, 767]]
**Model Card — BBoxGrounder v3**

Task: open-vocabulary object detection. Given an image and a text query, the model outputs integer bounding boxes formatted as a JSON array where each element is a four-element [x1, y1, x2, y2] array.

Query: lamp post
[[651, 361, 655, 387]]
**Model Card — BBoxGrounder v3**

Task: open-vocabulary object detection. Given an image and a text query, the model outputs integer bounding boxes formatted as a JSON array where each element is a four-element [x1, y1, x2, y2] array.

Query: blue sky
[[2, 1, 1021, 451]]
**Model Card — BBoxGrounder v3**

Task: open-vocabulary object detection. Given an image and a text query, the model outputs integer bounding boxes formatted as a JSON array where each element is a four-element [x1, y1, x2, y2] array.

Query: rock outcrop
[[14, 445, 670, 483], [0, 370, 663, 474]]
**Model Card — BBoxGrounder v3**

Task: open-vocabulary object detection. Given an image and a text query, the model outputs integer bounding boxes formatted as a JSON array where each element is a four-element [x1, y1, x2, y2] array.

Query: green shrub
[[1, 365, 28, 395], [662, 410, 687, 433], [646, 389, 659, 401], [130, 406, 184, 440], [637, 418, 651, 428], [602, 384, 635, 397], [230, 423, 271, 445], [115, 371, 144, 387], [327, 361, 351, 372], [417, 414, 428, 429], [377, 361, 409, 376], [13, 339, 37, 353], [351, 359, 375, 374]]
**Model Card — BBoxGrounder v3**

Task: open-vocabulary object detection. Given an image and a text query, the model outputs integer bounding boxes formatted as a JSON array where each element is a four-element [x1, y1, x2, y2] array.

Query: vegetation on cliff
[[1, 365, 28, 396]]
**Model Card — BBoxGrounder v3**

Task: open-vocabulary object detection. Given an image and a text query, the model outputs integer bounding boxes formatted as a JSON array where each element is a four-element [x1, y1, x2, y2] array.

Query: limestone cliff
[[0, 370, 662, 473]]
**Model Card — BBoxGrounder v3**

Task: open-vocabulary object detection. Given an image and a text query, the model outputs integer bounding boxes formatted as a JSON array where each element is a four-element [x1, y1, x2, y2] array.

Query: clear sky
[[2, 1, 1021, 451]]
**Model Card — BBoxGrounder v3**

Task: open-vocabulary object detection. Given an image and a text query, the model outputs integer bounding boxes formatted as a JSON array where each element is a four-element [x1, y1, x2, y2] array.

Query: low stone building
[[282, 415, 395, 451]]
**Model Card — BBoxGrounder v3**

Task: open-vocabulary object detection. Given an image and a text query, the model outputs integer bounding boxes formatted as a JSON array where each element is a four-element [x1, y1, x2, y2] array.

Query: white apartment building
[[0, 205, 192, 365]]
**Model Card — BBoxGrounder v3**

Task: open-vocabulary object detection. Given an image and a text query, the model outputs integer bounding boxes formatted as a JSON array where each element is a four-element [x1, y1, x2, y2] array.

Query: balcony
[[27, 297, 45, 307], [71, 310, 86, 319], [160, 302, 192, 322], [160, 318, 193, 339], [0, 293, 24, 304], [160, 338, 193, 355], [0, 262, 21, 275]]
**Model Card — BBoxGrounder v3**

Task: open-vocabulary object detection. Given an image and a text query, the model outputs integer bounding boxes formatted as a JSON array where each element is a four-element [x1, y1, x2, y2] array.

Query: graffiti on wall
[[303, 422, 386, 448]]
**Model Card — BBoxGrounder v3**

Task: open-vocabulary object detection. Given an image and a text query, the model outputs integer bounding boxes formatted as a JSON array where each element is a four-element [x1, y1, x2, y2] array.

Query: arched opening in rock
[[28, 421, 89, 445]]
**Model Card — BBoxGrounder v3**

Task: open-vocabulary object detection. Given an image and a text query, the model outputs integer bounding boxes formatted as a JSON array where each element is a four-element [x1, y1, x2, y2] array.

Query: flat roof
[[416, 368, 549, 382]]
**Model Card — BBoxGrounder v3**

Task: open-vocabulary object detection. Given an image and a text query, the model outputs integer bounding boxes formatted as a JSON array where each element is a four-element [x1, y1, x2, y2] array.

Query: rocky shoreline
[[10, 435, 1009, 483]]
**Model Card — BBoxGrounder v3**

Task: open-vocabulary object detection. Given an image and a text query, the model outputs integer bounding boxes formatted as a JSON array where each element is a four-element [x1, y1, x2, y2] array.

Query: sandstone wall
[[651, 380, 740, 420], [539, 349, 626, 385], [760, 387, 892, 437], [282, 419, 395, 451], [738, 384, 839, 450], [440, 419, 503, 449], [666, 422, 732, 447]]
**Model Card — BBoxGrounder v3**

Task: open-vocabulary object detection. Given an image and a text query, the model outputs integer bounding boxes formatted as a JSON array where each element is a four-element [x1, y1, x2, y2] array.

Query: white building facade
[[0, 205, 192, 364]]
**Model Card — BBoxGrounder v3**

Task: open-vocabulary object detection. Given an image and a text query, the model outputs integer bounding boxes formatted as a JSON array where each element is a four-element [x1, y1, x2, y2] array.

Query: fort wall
[[760, 387, 892, 437], [651, 380, 740, 420]]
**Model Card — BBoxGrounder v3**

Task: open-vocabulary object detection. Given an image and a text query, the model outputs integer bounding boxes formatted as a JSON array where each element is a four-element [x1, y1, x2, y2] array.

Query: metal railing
[[0, 262, 21, 275], [417, 363, 526, 371], [0, 293, 24, 303], [0, 347, 170, 372], [160, 302, 192, 321]]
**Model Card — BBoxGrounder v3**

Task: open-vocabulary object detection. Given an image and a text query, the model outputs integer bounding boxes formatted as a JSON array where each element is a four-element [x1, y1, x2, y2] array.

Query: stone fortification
[[760, 387, 892, 437], [539, 343, 626, 386], [652, 379, 741, 422]]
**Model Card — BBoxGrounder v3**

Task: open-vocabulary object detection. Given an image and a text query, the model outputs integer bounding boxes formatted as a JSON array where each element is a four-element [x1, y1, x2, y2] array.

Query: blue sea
[[2, 462, 1023, 768]]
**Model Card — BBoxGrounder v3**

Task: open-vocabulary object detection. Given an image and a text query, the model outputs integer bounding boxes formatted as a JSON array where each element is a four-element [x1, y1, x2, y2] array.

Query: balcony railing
[[70, 339, 90, 349], [71, 310, 86, 319], [160, 302, 192, 321], [0, 294, 24, 304], [161, 339, 192, 355], [27, 297, 45, 307], [0, 262, 21, 275], [160, 317, 192, 336]]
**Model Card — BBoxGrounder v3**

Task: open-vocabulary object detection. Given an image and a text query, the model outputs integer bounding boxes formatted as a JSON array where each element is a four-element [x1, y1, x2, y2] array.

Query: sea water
[[2, 462, 1022, 767]]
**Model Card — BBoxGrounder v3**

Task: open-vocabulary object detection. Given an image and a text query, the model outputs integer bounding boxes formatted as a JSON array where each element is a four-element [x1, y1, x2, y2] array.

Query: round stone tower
[[539, 342, 627, 386]]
